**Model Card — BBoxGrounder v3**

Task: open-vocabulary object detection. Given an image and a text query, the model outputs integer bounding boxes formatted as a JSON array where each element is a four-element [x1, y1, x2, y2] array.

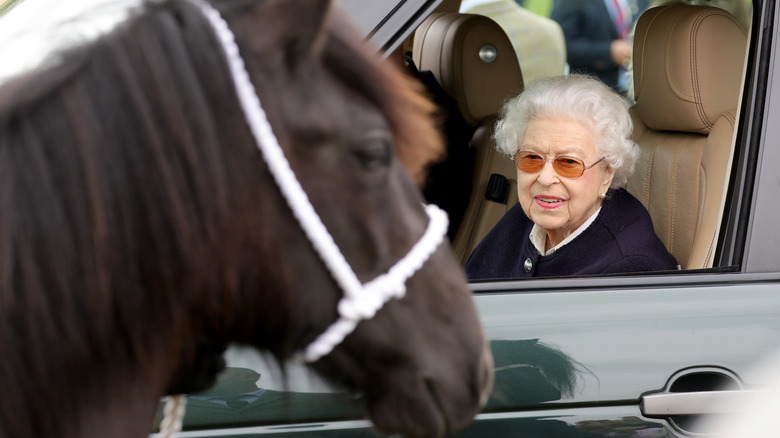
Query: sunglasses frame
[[511, 150, 605, 178]]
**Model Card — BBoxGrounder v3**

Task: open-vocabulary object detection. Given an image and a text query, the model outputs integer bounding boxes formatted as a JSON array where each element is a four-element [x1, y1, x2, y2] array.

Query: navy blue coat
[[465, 188, 678, 280]]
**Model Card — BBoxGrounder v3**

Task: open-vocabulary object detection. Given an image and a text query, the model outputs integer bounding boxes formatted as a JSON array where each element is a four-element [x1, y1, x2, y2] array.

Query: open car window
[[404, 0, 756, 283]]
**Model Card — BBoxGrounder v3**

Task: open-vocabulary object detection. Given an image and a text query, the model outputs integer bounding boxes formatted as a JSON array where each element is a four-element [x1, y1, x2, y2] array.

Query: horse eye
[[353, 136, 392, 170]]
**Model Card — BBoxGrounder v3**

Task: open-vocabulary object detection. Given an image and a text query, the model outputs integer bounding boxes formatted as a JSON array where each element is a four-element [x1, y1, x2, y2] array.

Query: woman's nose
[[536, 161, 559, 185]]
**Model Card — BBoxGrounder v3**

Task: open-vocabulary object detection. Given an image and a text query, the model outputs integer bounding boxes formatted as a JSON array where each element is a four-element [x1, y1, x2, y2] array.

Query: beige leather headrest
[[633, 5, 746, 134], [413, 13, 524, 127]]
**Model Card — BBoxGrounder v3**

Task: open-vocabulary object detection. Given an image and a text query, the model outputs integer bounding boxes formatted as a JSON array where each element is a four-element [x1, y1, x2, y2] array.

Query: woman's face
[[516, 118, 616, 247]]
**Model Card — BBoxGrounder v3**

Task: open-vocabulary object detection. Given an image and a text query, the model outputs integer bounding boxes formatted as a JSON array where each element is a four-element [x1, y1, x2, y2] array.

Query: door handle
[[641, 390, 771, 416]]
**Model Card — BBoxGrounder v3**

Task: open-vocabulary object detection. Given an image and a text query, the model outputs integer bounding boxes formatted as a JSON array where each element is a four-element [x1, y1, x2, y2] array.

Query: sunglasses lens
[[553, 157, 585, 178], [515, 152, 544, 172], [514, 152, 588, 177]]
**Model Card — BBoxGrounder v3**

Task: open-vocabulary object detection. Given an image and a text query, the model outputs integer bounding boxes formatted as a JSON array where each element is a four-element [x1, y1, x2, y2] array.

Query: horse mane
[[1, 3, 245, 435], [319, 10, 444, 183], [0, 1, 443, 436]]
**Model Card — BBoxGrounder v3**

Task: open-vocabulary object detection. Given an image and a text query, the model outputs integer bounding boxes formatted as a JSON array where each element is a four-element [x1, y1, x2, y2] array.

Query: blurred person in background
[[551, 0, 648, 94], [461, 0, 567, 83]]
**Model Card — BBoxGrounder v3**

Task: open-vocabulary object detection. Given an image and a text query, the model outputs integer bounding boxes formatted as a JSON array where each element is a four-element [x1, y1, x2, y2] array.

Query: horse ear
[[275, 0, 333, 67]]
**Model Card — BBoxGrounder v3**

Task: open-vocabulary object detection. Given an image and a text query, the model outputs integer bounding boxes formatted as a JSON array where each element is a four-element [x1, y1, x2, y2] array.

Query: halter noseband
[[192, 0, 449, 363]]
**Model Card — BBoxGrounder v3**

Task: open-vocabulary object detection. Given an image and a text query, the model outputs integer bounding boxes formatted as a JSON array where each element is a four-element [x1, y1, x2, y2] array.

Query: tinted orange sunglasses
[[511, 151, 605, 178]]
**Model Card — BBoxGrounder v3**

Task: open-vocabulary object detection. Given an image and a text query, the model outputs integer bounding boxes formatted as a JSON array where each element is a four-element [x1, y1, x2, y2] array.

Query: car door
[[459, 275, 780, 438]]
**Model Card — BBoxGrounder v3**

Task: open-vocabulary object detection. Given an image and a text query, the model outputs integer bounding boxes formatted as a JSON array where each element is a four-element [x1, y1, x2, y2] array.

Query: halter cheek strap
[[191, 0, 449, 362]]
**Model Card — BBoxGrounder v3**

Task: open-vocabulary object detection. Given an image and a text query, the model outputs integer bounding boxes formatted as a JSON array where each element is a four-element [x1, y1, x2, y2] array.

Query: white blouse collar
[[529, 206, 602, 256]]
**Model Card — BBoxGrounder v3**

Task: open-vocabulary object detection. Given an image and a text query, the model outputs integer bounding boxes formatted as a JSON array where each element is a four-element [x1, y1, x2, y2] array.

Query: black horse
[[0, 0, 492, 437]]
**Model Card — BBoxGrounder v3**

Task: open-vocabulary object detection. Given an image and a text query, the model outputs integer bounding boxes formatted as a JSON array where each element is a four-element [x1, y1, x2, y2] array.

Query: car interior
[[413, 11, 525, 265], [405, 0, 752, 273]]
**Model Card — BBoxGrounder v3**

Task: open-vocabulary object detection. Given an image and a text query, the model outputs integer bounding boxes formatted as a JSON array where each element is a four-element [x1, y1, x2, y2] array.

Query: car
[[150, 0, 780, 437]]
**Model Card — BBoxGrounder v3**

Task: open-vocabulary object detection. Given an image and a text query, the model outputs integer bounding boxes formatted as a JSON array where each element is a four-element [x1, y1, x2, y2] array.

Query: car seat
[[413, 12, 524, 264], [626, 4, 747, 270]]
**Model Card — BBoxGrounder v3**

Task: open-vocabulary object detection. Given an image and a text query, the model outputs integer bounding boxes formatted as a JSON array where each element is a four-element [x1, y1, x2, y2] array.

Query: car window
[[407, 0, 755, 281]]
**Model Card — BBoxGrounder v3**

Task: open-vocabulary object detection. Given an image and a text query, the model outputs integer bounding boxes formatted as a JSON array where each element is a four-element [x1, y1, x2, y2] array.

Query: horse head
[[209, 1, 493, 435]]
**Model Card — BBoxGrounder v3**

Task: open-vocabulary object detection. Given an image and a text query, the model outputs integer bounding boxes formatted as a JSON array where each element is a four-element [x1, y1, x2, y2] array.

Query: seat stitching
[[690, 12, 715, 131], [664, 12, 693, 101], [634, 8, 663, 100], [644, 139, 656, 207], [692, 142, 703, 268], [668, 142, 684, 255]]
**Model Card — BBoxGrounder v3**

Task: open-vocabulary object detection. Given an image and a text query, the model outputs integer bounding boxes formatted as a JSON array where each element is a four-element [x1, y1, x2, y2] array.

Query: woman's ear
[[600, 165, 616, 194]]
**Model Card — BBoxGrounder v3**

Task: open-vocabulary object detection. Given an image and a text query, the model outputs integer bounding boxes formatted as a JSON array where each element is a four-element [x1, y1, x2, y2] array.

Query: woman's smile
[[534, 195, 565, 209]]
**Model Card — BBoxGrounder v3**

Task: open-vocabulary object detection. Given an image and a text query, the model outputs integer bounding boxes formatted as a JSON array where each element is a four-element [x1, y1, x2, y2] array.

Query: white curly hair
[[494, 74, 639, 188]]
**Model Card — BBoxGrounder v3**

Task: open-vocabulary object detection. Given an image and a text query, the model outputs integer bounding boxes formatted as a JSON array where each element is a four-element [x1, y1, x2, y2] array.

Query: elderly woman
[[465, 74, 677, 279]]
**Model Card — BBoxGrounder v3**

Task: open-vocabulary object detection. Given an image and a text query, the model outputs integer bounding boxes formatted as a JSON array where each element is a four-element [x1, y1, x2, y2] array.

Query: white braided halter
[[190, 1, 449, 360]]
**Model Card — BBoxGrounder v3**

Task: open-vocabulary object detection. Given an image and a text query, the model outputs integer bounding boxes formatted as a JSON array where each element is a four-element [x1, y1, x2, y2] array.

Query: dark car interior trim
[[717, 0, 774, 271], [470, 270, 780, 294]]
